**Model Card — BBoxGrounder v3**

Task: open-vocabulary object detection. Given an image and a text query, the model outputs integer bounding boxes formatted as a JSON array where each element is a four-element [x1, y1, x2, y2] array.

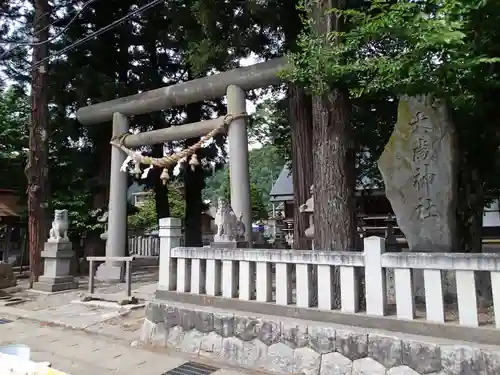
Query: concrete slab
[[32, 303, 125, 329]]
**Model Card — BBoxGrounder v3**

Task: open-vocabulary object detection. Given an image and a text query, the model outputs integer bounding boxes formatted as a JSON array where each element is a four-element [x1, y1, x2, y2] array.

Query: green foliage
[[284, 0, 500, 101], [283, 0, 500, 192], [0, 88, 29, 190], [248, 98, 291, 163], [250, 184, 268, 221], [128, 187, 186, 232], [128, 196, 158, 232], [169, 186, 187, 219], [214, 171, 268, 221], [204, 144, 285, 212], [285, 0, 500, 251]]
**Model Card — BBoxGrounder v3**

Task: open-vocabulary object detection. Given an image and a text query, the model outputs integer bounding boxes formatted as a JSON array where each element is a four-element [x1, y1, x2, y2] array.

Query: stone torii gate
[[76, 57, 287, 280]]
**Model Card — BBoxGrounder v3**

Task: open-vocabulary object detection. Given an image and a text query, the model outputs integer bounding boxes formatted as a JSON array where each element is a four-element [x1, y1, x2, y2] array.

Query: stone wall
[[140, 301, 500, 375]]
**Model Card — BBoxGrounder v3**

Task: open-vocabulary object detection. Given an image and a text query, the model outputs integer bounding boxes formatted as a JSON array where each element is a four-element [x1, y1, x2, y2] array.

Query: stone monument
[[378, 95, 457, 299], [212, 198, 247, 248], [33, 209, 78, 292], [299, 185, 315, 249], [378, 95, 457, 252]]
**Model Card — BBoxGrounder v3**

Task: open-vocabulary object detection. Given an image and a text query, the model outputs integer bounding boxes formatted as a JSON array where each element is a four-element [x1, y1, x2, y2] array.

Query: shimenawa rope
[[110, 112, 247, 184]]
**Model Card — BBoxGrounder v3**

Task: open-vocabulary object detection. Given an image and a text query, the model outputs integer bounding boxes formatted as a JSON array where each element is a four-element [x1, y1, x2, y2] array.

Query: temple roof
[[269, 166, 293, 202], [269, 166, 386, 203]]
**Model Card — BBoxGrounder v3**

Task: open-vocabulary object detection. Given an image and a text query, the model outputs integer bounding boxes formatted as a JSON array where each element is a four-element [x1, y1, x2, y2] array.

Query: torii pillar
[[95, 112, 129, 280], [227, 85, 252, 243]]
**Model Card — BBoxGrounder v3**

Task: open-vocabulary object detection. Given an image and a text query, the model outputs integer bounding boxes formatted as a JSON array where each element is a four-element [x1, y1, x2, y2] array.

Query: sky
[[239, 53, 261, 115]]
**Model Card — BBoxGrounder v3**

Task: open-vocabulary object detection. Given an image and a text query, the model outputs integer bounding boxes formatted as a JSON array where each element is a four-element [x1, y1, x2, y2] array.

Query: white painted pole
[[226, 85, 252, 244]]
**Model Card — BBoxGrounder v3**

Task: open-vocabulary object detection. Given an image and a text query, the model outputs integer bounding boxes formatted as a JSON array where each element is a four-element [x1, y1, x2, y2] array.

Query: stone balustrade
[[142, 217, 500, 374], [158, 218, 500, 330]]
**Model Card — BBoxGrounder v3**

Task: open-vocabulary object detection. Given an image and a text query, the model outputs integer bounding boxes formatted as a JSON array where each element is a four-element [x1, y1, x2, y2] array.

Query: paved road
[[0, 317, 245, 375]]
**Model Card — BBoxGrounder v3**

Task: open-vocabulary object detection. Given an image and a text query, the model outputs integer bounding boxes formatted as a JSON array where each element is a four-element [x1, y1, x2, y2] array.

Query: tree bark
[[310, 0, 356, 308], [85, 130, 111, 258], [184, 102, 204, 247], [149, 113, 170, 221], [26, 0, 50, 285], [288, 84, 313, 249], [312, 91, 356, 307], [146, 37, 170, 221], [456, 153, 484, 254], [151, 143, 171, 220]]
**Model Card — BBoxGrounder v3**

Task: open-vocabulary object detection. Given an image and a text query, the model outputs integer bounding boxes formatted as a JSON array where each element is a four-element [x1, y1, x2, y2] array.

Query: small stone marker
[[33, 209, 78, 292], [378, 95, 457, 253]]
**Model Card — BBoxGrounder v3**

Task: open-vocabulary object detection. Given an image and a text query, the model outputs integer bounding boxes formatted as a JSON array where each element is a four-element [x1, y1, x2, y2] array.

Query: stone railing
[[128, 234, 159, 257], [157, 217, 500, 330]]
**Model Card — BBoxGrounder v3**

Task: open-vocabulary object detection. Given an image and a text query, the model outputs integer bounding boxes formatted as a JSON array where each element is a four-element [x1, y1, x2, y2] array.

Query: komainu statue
[[213, 198, 245, 242], [48, 209, 70, 242]]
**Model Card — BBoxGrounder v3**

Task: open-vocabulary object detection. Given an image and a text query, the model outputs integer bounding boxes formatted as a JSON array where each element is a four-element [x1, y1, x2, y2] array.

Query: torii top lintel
[[76, 57, 287, 125]]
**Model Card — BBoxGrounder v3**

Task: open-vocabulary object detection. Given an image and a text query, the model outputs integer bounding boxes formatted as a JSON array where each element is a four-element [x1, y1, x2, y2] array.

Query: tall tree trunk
[[312, 92, 356, 306], [26, 0, 50, 286], [83, 130, 111, 260], [282, 2, 314, 250], [149, 112, 170, 220], [184, 102, 204, 247], [151, 143, 171, 220], [312, 0, 356, 308], [456, 151, 483, 254], [146, 42, 170, 221], [289, 84, 314, 249]]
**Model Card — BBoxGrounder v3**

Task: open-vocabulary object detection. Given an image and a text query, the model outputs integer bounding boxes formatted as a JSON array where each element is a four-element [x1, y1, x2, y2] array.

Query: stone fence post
[[158, 218, 182, 291], [364, 236, 387, 316]]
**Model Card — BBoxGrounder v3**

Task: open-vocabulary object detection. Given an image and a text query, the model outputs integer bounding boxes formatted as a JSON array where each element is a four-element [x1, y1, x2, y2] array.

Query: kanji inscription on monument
[[378, 95, 457, 252]]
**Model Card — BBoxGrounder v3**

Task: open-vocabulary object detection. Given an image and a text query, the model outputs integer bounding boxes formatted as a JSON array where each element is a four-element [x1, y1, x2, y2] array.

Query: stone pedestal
[[33, 241, 78, 292]]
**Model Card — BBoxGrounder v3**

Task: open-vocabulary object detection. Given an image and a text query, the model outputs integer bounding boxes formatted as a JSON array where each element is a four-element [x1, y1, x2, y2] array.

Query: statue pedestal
[[33, 241, 78, 292]]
